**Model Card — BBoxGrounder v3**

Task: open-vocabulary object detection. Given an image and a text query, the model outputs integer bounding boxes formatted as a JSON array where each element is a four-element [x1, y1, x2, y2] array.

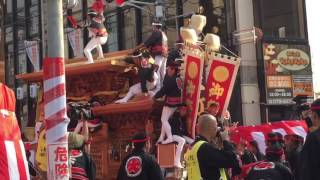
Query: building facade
[[2, 0, 312, 131]]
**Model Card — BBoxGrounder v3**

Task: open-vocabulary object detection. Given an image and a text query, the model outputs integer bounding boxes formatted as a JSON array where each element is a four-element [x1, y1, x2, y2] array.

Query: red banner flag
[[182, 54, 204, 138], [205, 55, 240, 119]]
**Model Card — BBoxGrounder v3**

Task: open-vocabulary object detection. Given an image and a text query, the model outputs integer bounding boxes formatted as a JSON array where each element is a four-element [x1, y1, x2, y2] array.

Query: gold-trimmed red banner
[[182, 54, 204, 138], [205, 55, 240, 119]]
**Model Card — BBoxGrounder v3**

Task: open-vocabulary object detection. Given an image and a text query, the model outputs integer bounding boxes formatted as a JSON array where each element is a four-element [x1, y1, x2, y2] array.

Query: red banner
[[183, 55, 204, 138], [205, 56, 240, 118], [230, 120, 308, 154]]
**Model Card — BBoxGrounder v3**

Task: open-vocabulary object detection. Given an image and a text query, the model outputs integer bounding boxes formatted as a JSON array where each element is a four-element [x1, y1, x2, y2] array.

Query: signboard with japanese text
[[205, 54, 240, 118], [47, 143, 69, 179], [263, 43, 313, 104], [182, 51, 204, 138]]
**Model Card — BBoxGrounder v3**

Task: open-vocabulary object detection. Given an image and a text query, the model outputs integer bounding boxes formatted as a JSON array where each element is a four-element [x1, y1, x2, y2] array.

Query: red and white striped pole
[[44, 0, 69, 179]]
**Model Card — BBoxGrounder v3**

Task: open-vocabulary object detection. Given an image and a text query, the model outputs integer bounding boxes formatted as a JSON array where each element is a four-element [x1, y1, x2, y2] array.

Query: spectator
[[185, 114, 241, 180], [248, 140, 264, 161], [298, 98, 320, 180], [117, 132, 164, 180]]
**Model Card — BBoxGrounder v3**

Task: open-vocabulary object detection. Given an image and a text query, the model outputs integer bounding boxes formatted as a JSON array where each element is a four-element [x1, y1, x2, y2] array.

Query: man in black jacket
[[298, 98, 320, 180], [245, 144, 294, 180], [117, 133, 164, 180], [115, 50, 159, 103], [185, 114, 241, 180], [154, 61, 182, 144]]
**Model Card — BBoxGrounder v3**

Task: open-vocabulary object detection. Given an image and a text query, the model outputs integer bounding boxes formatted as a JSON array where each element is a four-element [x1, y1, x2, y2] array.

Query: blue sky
[[306, 0, 320, 94]]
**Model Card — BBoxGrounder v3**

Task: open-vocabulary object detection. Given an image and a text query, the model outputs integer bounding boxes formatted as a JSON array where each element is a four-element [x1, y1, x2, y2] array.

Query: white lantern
[[30, 84, 38, 98], [16, 87, 24, 100], [203, 33, 221, 52], [66, 0, 79, 9], [180, 27, 198, 44], [190, 14, 207, 35]]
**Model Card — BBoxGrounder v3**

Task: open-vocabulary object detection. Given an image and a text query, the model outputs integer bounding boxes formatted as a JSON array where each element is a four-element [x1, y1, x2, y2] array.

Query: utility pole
[[44, 0, 69, 179]]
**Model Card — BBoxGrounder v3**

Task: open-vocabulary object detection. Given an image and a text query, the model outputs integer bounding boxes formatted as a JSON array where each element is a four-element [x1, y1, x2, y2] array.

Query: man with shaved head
[[185, 114, 241, 180]]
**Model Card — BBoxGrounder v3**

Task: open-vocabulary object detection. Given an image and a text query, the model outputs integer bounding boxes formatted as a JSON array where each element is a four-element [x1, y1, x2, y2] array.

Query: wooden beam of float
[[15, 49, 133, 82], [92, 98, 154, 116]]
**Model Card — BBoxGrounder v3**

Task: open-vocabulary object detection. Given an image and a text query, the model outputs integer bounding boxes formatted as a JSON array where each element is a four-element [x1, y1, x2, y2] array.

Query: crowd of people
[[3, 5, 318, 179], [117, 98, 320, 180]]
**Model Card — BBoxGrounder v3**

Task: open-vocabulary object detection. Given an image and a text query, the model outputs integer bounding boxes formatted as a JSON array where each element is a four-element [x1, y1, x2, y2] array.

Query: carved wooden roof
[[15, 49, 133, 82], [16, 49, 157, 118]]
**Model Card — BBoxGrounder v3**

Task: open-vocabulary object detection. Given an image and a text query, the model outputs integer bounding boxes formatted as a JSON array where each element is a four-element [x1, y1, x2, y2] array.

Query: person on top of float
[[117, 132, 164, 180], [137, 20, 168, 87], [168, 102, 194, 168], [83, 0, 108, 63], [167, 38, 184, 65], [115, 49, 159, 103], [154, 60, 183, 144]]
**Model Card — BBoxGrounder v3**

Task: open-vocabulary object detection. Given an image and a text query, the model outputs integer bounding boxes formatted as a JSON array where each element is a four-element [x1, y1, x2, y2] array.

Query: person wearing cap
[[115, 50, 159, 103], [168, 103, 194, 168], [154, 60, 183, 144], [185, 114, 241, 180], [245, 143, 294, 180], [138, 20, 168, 87], [117, 132, 164, 180], [298, 98, 320, 180], [83, 9, 108, 63]]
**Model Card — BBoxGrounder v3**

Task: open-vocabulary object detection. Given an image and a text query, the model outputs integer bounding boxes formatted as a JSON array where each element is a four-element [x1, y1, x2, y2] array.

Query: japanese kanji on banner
[[67, 28, 83, 58], [205, 54, 240, 118], [24, 40, 40, 71], [230, 120, 308, 155], [47, 143, 69, 179], [182, 51, 204, 138]]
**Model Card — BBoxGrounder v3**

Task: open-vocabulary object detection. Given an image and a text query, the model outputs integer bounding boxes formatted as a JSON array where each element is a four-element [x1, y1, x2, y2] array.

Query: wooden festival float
[[16, 49, 163, 179], [16, 20, 242, 180]]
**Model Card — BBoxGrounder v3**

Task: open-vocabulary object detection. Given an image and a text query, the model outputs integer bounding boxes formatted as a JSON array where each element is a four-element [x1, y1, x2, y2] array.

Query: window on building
[[106, 12, 119, 51], [261, 0, 306, 39], [123, 8, 136, 49]]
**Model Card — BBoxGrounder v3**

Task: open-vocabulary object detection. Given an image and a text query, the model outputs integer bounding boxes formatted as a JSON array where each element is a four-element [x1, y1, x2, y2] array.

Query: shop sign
[[263, 43, 313, 105], [277, 49, 310, 71]]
